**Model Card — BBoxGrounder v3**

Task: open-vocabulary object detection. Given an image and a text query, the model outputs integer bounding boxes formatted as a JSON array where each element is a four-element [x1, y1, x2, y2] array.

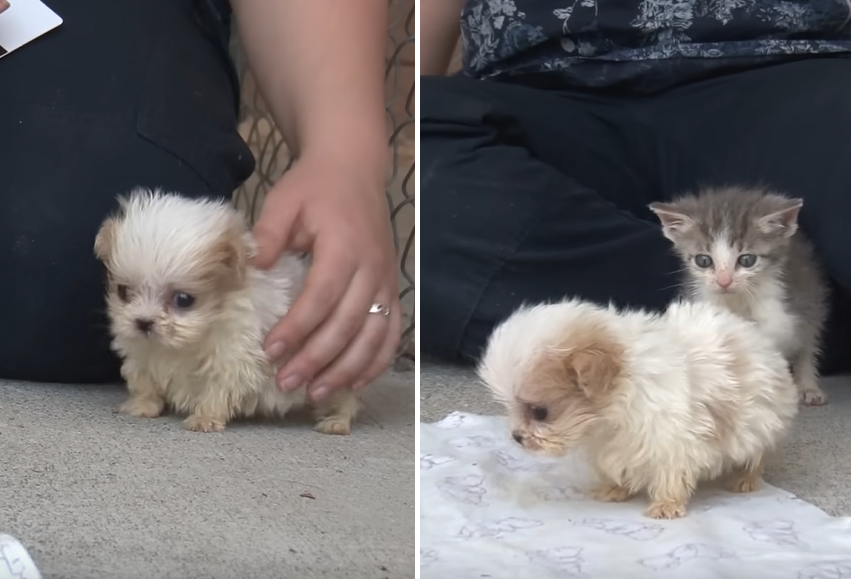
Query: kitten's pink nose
[[715, 270, 733, 289]]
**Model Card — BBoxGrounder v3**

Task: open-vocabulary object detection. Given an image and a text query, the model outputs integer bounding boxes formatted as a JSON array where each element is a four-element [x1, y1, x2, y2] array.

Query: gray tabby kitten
[[649, 185, 829, 406]]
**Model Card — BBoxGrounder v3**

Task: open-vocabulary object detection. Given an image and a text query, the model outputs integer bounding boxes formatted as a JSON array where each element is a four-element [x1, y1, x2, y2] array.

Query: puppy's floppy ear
[[648, 202, 694, 242], [210, 217, 251, 285], [545, 324, 623, 400], [242, 232, 259, 261], [93, 216, 119, 262], [565, 345, 623, 400], [94, 194, 133, 262]]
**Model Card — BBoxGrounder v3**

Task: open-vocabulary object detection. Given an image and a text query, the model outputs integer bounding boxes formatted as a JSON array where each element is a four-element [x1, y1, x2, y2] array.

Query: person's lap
[[421, 58, 851, 372], [0, 0, 254, 383], [420, 73, 714, 362]]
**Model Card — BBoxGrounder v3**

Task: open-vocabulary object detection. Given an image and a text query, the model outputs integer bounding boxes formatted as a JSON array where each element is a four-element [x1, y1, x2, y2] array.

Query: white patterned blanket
[[0, 534, 41, 579], [420, 412, 851, 579]]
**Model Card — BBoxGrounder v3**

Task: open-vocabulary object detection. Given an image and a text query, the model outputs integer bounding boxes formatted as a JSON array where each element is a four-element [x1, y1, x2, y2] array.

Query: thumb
[[251, 192, 300, 270]]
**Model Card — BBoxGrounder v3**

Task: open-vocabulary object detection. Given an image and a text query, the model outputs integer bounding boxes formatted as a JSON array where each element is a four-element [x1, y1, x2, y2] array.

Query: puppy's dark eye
[[694, 254, 713, 268], [737, 254, 757, 268], [172, 292, 195, 309], [116, 285, 130, 302], [531, 406, 548, 421]]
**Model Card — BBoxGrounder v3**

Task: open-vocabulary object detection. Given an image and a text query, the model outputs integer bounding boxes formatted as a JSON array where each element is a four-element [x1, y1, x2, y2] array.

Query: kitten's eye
[[116, 285, 130, 302], [172, 292, 195, 309], [530, 406, 548, 421], [694, 254, 713, 268], [737, 254, 757, 268]]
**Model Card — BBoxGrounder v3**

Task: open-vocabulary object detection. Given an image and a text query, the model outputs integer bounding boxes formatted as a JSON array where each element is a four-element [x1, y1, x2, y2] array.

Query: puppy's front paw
[[802, 386, 828, 406], [645, 500, 687, 520], [314, 416, 352, 436], [727, 473, 761, 494], [592, 483, 634, 503], [183, 414, 226, 433], [313, 390, 358, 436], [118, 397, 164, 418]]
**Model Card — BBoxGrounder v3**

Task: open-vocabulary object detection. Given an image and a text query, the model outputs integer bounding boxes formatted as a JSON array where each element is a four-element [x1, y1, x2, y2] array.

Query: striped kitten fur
[[650, 185, 829, 406]]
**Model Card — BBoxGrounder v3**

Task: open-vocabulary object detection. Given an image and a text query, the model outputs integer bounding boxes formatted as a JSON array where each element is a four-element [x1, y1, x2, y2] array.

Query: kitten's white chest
[[751, 299, 798, 357], [723, 283, 798, 358]]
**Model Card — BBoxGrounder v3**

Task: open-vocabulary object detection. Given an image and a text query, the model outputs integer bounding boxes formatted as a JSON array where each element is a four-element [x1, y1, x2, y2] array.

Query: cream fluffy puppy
[[93, 188, 359, 434], [478, 298, 799, 519]]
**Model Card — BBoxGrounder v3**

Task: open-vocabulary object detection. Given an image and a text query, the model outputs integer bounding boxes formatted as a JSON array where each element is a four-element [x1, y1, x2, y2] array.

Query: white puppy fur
[[478, 298, 799, 519], [94, 188, 359, 434]]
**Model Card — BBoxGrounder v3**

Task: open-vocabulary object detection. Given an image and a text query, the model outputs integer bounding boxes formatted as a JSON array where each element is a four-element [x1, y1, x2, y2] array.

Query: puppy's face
[[94, 190, 250, 351], [506, 343, 622, 457], [478, 305, 623, 458], [101, 266, 233, 350]]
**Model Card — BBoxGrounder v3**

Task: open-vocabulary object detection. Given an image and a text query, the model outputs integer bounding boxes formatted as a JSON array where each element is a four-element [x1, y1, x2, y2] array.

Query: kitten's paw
[[592, 483, 634, 503], [314, 416, 352, 436], [802, 387, 828, 406], [183, 415, 226, 433], [118, 397, 164, 418], [645, 500, 687, 520]]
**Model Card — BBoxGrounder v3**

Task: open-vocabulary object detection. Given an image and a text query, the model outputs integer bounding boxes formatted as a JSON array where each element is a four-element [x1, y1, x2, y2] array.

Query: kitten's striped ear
[[756, 198, 803, 238], [648, 202, 694, 241]]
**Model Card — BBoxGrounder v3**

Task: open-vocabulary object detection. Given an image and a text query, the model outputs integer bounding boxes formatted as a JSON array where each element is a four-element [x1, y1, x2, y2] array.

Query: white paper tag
[[0, 0, 62, 59]]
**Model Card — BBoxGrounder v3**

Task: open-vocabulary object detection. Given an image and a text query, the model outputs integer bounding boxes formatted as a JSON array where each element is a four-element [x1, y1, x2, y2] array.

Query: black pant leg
[[0, 0, 254, 383], [420, 75, 692, 363], [643, 58, 851, 373]]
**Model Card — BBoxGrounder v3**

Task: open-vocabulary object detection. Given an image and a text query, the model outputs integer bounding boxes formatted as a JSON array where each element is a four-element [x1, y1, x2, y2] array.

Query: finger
[[264, 240, 357, 366], [251, 191, 300, 270], [353, 299, 403, 389], [306, 302, 394, 402], [362, 298, 402, 386], [275, 269, 377, 391], [0, 1, 10, 14]]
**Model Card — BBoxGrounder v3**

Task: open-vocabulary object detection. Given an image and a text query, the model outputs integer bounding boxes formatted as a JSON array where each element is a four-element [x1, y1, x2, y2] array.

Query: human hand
[[253, 151, 401, 402], [0, 1, 10, 14]]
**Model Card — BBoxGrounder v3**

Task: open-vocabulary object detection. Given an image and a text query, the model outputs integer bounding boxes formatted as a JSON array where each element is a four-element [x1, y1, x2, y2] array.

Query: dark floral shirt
[[460, 0, 851, 92]]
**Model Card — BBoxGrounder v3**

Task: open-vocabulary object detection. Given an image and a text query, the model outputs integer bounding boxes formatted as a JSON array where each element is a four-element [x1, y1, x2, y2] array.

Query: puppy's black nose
[[512, 432, 523, 444], [135, 318, 154, 333]]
